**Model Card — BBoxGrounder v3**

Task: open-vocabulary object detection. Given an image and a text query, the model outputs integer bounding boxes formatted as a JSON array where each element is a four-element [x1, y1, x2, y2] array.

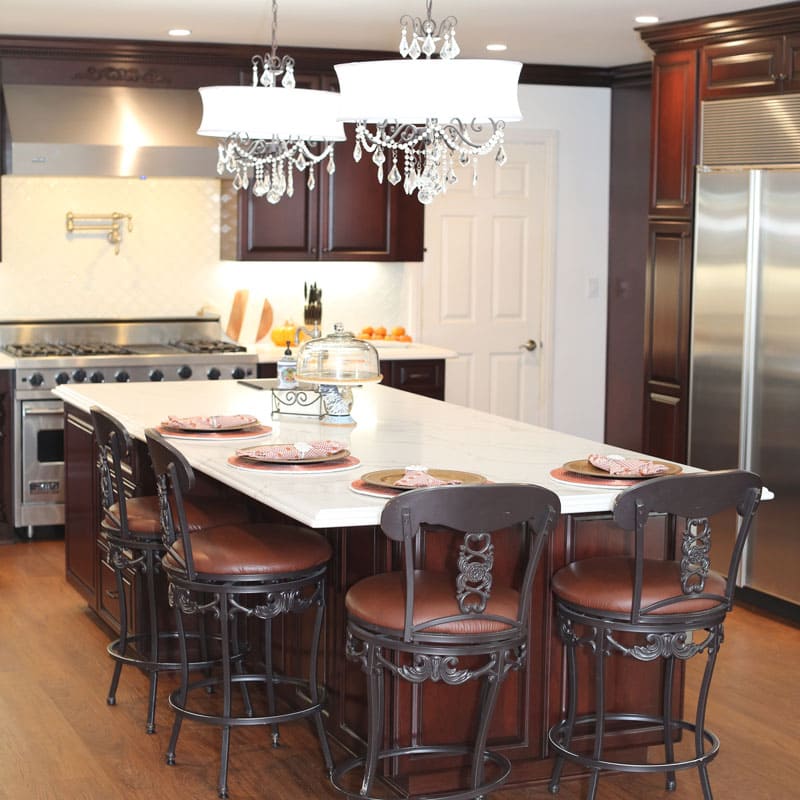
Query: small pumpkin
[[270, 320, 297, 348]]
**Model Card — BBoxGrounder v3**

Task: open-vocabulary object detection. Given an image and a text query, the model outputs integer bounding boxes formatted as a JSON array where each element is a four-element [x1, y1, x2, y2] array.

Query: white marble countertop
[[255, 341, 457, 364], [53, 380, 692, 528]]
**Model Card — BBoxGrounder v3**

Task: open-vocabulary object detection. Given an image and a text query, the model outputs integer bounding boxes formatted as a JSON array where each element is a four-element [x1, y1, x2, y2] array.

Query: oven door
[[20, 399, 65, 525]]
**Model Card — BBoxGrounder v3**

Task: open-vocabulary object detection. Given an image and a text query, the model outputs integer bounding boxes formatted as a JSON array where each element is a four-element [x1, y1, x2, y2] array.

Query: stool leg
[[106, 557, 127, 707], [144, 550, 160, 734], [695, 629, 720, 800], [263, 616, 280, 747], [308, 588, 333, 773], [586, 627, 607, 800], [218, 593, 233, 800], [231, 605, 253, 717], [470, 666, 503, 793], [360, 643, 385, 797], [663, 655, 677, 791], [549, 625, 578, 793], [166, 599, 189, 766]]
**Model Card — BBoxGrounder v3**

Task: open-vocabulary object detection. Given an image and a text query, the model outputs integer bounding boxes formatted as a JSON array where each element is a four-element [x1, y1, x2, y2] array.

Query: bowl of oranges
[[357, 325, 413, 343]]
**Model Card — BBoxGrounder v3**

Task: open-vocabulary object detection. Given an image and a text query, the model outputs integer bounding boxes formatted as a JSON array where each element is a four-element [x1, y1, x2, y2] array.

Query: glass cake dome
[[296, 322, 382, 384]]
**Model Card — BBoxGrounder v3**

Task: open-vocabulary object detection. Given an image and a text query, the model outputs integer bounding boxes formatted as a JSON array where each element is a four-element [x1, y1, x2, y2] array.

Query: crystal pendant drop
[[327, 153, 336, 175], [296, 152, 307, 171], [399, 27, 410, 57], [372, 147, 386, 166], [449, 33, 461, 58], [252, 180, 267, 197], [495, 145, 508, 167], [458, 151, 471, 167], [260, 69, 273, 87], [387, 163, 402, 185], [353, 139, 363, 163], [422, 33, 436, 57], [307, 169, 316, 191], [409, 38, 422, 59], [282, 64, 296, 89]]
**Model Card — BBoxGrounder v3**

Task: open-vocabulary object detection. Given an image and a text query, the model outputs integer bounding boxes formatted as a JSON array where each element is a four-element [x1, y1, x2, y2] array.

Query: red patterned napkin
[[236, 440, 346, 461], [394, 467, 463, 488], [588, 453, 669, 477], [163, 414, 258, 431]]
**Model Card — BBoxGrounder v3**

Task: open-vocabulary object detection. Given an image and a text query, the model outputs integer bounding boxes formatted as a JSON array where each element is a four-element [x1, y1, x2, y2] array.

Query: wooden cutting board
[[255, 298, 274, 342], [225, 289, 249, 342]]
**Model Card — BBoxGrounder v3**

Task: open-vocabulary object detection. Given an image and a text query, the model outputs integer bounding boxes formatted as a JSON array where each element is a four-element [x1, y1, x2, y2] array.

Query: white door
[[418, 135, 556, 426]]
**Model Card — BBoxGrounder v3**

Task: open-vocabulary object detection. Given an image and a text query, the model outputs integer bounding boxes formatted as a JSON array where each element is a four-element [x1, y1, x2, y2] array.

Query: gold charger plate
[[236, 446, 350, 465], [563, 459, 682, 480], [361, 468, 488, 491], [162, 415, 259, 433]]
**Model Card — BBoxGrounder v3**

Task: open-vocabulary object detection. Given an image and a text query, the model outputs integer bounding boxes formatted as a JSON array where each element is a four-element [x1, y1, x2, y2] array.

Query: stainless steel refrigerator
[[689, 166, 800, 607]]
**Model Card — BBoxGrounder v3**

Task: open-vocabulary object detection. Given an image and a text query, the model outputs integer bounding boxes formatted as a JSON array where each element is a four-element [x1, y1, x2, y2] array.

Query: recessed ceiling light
[[486, 43, 508, 52], [168, 28, 192, 37], [634, 15, 660, 25]]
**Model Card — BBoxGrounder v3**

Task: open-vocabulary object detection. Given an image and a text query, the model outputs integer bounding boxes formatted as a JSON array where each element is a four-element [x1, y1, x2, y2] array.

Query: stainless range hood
[[2, 84, 220, 178]]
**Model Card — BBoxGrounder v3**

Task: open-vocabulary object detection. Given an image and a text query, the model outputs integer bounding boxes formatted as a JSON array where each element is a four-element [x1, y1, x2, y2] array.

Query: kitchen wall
[[0, 82, 611, 441], [0, 175, 411, 339]]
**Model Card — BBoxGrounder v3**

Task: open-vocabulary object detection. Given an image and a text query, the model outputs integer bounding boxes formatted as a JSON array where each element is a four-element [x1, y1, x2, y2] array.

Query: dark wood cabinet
[[0, 370, 14, 542], [258, 358, 445, 400], [649, 49, 697, 219], [222, 128, 425, 262], [700, 34, 800, 99], [64, 407, 98, 600]]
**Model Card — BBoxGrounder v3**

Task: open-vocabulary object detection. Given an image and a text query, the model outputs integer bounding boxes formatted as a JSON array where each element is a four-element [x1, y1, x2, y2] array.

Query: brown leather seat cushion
[[163, 523, 332, 577], [346, 571, 518, 634], [552, 556, 727, 616], [104, 495, 249, 540]]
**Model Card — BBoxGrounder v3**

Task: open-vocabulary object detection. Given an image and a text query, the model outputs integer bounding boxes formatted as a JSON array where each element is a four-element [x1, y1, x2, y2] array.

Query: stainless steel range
[[0, 317, 257, 533]]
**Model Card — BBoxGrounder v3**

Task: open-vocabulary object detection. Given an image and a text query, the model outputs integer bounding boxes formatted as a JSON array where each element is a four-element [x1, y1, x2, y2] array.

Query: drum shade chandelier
[[334, 0, 522, 204], [197, 0, 344, 204]]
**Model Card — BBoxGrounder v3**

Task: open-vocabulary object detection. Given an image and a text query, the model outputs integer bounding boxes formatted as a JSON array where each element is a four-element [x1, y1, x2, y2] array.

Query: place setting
[[350, 465, 489, 498], [155, 413, 273, 441], [550, 453, 682, 488], [227, 439, 360, 474]]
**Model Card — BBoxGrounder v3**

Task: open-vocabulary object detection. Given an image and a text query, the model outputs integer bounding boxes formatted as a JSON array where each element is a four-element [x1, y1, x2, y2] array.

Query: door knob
[[519, 339, 538, 352]]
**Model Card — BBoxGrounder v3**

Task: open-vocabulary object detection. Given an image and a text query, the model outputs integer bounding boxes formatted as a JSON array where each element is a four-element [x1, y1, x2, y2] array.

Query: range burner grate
[[172, 339, 247, 354], [4, 342, 134, 357]]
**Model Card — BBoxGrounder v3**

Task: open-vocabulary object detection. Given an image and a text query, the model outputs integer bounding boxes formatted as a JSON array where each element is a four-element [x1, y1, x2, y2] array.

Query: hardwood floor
[[1, 538, 798, 800]]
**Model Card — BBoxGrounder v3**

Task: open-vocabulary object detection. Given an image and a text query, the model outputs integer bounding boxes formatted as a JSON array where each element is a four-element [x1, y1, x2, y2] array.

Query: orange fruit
[[391, 325, 406, 337], [374, 325, 387, 337], [361, 326, 374, 336]]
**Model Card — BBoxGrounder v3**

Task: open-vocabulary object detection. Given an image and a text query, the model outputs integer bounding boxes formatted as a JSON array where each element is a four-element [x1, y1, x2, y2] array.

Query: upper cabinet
[[221, 126, 425, 262], [700, 34, 800, 99]]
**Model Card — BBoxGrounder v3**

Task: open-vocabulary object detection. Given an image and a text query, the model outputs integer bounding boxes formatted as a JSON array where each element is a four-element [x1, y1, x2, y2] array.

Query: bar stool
[[91, 407, 250, 734], [144, 428, 334, 799], [548, 469, 762, 799], [331, 483, 560, 800]]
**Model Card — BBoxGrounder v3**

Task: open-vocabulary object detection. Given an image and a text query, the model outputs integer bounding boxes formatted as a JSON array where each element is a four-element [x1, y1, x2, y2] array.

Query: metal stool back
[[92, 407, 243, 734], [145, 428, 333, 799], [331, 482, 560, 800], [548, 469, 762, 799]]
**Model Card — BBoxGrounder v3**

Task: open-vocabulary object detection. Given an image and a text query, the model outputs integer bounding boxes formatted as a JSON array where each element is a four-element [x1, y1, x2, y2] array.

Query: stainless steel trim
[[22, 406, 64, 417]]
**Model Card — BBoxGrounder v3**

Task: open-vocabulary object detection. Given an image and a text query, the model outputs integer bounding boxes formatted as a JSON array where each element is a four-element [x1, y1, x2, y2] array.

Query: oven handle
[[22, 407, 65, 417]]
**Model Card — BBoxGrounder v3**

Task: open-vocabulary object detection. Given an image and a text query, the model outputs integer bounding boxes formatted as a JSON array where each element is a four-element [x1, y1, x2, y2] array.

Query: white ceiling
[[0, 1, 784, 68]]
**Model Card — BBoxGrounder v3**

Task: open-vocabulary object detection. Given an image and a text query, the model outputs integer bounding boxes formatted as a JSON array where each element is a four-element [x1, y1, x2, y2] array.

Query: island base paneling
[[62, 400, 680, 791]]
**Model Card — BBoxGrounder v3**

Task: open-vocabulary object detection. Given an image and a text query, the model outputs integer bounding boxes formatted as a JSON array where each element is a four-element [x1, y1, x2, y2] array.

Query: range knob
[[55, 372, 70, 385], [231, 366, 246, 380], [72, 368, 87, 383], [207, 367, 221, 381], [149, 369, 164, 382], [89, 371, 105, 384], [177, 365, 193, 380], [28, 372, 45, 388], [115, 370, 130, 383]]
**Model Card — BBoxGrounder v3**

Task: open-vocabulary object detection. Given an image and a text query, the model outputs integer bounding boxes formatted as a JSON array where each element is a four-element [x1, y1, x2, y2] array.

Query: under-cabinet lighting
[[168, 28, 192, 37], [634, 15, 659, 25], [486, 43, 508, 52]]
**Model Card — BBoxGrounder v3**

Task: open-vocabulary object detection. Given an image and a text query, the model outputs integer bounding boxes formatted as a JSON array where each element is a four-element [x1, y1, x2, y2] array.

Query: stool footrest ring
[[330, 743, 511, 800]]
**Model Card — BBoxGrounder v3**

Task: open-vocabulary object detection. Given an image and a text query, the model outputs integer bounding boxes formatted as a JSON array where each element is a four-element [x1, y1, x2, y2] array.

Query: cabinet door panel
[[700, 36, 782, 99], [650, 50, 697, 218], [783, 33, 800, 92]]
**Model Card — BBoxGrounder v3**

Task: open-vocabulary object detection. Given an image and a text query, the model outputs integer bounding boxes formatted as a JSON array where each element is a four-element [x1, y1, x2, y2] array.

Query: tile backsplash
[[0, 176, 412, 343]]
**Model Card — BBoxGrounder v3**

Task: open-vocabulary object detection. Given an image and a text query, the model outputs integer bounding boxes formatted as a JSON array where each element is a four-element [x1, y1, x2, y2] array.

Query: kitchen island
[[55, 380, 688, 791]]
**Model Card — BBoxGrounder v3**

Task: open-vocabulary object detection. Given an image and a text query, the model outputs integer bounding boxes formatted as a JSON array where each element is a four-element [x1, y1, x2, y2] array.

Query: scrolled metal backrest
[[144, 428, 198, 579], [90, 406, 133, 538], [612, 469, 762, 622], [380, 483, 560, 642]]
